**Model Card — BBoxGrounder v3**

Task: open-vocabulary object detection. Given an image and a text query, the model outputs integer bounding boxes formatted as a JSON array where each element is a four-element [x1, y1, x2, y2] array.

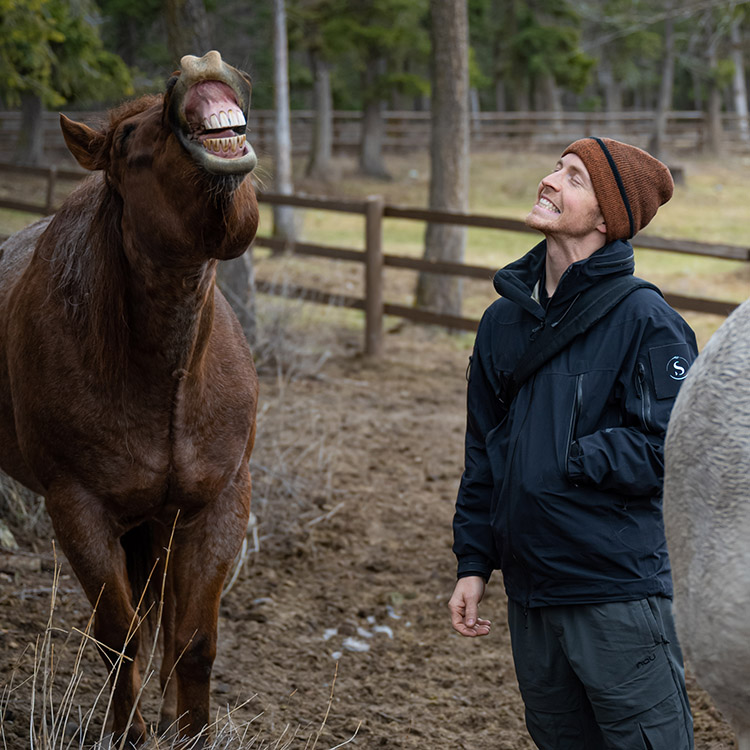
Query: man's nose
[[541, 171, 562, 190]]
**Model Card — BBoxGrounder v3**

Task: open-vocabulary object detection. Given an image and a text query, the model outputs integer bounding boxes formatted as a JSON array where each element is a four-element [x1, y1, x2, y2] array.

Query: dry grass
[[0, 545, 360, 750]]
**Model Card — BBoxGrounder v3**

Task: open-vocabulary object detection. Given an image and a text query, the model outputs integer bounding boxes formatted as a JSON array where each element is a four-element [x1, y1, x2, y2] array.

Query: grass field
[[254, 147, 750, 348], [2, 146, 749, 348]]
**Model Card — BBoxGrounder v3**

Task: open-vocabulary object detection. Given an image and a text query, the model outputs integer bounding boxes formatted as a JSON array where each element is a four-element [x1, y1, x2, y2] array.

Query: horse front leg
[[170, 478, 251, 745], [45, 485, 148, 745]]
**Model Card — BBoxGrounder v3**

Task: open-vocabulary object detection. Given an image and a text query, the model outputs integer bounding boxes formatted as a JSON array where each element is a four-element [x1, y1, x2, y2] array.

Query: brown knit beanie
[[562, 137, 674, 242]]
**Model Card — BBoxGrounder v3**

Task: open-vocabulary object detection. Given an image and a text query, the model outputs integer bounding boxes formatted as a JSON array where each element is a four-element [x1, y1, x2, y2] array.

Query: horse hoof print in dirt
[[0, 51, 260, 746]]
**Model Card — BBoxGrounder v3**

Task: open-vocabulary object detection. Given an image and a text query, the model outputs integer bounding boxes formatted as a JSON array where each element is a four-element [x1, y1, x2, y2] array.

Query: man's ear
[[595, 210, 607, 235], [59, 114, 107, 171]]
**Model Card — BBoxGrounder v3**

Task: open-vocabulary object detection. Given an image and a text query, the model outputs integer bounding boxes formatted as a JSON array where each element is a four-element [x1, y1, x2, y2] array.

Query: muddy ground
[[0, 322, 738, 749]]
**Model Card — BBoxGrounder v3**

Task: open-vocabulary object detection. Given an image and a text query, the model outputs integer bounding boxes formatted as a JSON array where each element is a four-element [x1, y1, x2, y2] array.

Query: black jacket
[[453, 239, 698, 607]]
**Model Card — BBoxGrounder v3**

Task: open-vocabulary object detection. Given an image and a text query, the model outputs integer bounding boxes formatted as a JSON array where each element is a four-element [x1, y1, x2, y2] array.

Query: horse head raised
[[60, 50, 259, 264]]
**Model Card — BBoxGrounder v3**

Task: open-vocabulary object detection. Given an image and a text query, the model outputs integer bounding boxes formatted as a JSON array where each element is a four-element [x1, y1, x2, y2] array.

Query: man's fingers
[[448, 576, 489, 637], [452, 617, 492, 637]]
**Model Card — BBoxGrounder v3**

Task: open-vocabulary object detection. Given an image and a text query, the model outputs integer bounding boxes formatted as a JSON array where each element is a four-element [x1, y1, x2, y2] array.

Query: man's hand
[[448, 576, 491, 637]]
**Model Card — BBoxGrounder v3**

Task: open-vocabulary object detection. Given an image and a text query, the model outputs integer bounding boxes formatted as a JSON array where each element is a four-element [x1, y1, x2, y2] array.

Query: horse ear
[[59, 114, 107, 171]]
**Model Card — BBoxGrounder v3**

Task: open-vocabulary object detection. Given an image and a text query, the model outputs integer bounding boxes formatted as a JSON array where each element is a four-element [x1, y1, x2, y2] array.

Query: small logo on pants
[[636, 652, 656, 669]]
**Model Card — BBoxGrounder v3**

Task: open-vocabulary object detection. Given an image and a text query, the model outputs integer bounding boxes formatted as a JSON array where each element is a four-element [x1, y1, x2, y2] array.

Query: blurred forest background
[[2, 0, 750, 325], [2, 0, 750, 165]]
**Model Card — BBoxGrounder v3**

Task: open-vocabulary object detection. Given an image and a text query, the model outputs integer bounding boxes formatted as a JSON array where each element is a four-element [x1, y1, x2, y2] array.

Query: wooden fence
[[2, 109, 750, 164], [0, 162, 746, 356]]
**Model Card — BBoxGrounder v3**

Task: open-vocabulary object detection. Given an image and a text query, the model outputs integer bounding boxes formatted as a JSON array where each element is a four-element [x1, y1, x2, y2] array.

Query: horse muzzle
[[169, 50, 258, 177]]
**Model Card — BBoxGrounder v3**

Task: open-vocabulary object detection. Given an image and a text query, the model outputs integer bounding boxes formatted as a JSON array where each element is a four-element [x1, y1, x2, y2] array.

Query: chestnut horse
[[0, 51, 259, 745]]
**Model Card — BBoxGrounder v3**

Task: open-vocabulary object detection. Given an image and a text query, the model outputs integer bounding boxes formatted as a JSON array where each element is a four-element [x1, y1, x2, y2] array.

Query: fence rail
[[2, 109, 750, 164], [0, 163, 745, 356]]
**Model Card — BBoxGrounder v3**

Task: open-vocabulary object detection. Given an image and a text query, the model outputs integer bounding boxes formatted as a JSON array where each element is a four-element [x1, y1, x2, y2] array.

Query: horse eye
[[118, 124, 136, 151]]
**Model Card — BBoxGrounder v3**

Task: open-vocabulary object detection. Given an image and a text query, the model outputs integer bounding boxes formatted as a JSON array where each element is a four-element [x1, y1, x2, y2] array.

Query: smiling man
[[449, 138, 697, 749]]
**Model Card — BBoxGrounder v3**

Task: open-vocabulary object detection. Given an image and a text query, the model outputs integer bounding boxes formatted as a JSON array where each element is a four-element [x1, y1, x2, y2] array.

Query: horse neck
[[123, 249, 218, 375]]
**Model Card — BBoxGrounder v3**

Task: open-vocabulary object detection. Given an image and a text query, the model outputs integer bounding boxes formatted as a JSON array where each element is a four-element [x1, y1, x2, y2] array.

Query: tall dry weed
[[1, 548, 359, 749]]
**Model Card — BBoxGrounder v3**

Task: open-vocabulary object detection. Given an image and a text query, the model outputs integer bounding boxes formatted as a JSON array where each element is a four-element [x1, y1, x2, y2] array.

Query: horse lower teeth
[[202, 134, 246, 154]]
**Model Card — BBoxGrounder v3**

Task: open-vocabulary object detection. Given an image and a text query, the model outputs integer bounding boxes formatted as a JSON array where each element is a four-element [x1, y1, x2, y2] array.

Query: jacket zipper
[[565, 373, 584, 466], [635, 363, 653, 432]]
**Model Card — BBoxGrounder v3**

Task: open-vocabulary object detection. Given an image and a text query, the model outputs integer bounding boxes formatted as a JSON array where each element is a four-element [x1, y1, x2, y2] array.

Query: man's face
[[525, 153, 607, 241]]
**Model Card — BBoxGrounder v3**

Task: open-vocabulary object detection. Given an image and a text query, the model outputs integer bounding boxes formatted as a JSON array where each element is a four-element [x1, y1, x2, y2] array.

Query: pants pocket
[[631, 692, 692, 750], [638, 597, 664, 646]]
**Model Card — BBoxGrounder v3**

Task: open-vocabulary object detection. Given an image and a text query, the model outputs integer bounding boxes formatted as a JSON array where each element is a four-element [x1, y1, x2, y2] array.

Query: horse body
[[664, 298, 750, 750], [0, 51, 259, 745]]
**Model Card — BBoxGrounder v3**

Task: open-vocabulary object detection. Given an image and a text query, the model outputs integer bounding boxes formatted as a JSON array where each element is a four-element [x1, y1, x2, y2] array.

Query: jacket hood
[[493, 239, 636, 314]]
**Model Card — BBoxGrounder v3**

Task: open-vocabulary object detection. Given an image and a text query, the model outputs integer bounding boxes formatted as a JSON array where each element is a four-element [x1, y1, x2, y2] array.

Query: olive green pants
[[508, 596, 693, 750]]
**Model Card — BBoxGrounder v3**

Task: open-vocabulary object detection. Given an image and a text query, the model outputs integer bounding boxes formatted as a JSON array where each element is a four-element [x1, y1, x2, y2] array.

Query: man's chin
[[525, 211, 549, 232]]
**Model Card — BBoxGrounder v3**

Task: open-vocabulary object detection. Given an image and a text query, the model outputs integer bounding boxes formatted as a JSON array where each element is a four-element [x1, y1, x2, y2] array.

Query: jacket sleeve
[[567, 305, 698, 497], [453, 313, 506, 580]]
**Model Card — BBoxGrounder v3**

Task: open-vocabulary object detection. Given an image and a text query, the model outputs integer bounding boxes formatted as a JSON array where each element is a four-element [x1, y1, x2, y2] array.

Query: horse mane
[[42, 177, 129, 383], [42, 95, 164, 383]]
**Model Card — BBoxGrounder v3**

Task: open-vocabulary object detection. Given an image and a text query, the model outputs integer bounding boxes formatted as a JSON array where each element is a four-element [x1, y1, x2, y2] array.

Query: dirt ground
[[0, 322, 739, 750]]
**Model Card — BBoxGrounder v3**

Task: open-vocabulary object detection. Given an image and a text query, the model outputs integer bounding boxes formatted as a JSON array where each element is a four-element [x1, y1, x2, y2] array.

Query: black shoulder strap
[[503, 276, 661, 406]]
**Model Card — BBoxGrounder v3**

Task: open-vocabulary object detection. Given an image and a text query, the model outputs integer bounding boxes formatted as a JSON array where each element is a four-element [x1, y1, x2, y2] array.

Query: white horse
[[664, 297, 750, 750]]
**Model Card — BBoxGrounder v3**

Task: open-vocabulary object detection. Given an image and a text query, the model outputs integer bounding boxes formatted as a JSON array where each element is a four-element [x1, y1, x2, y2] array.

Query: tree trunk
[[495, 77, 507, 111], [470, 87, 481, 141], [597, 52, 622, 134], [113, 15, 140, 67], [359, 58, 390, 179], [15, 93, 44, 166], [705, 16, 724, 156], [272, 0, 296, 241], [415, 0, 469, 318], [540, 73, 563, 132], [513, 76, 530, 112], [217, 252, 256, 345], [165, 0, 211, 64], [730, 13, 749, 141], [648, 13, 675, 161], [305, 52, 333, 180]]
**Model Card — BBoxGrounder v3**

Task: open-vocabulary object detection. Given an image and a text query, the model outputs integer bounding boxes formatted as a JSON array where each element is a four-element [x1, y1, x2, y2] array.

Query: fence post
[[364, 194, 384, 357]]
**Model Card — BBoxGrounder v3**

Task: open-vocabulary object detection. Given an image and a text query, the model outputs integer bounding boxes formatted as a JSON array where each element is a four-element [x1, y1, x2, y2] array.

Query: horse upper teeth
[[202, 109, 246, 131]]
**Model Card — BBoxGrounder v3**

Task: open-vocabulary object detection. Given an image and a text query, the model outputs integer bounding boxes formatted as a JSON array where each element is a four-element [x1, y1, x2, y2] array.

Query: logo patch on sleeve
[[648, 343, 693, 399]]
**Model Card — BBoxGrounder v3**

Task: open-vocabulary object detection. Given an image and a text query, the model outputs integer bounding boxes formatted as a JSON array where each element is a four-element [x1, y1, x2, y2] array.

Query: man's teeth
[[539, 197, 560, 213], [203, 134, 246, 155], [202, 108, 246, 130]]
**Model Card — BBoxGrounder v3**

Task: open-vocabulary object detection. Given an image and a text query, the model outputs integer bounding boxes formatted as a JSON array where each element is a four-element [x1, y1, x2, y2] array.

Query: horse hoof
[[158, 716, 178, 739]]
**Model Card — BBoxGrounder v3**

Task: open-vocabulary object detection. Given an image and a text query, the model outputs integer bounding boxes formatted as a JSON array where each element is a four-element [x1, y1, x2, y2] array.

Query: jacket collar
[[493, 239, 636, 319]]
